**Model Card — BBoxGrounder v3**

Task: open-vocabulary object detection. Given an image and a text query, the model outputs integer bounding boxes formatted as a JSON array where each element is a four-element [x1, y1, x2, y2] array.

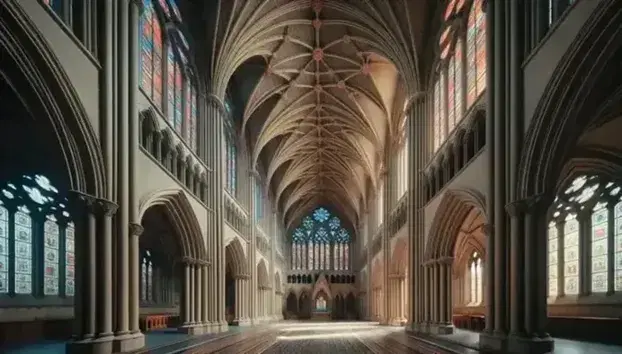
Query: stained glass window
[[255, 179, 264, 221], [591, 202, 608, 292], [43, 215, 60, 295], [454, 40, 464, 121], [433, 79, 442, 151], [225, 135, 237, 196], [140, 0, 164, 108], [185, 82, 198, 152], [548, 222, 559, 296], [0, 175, 72, 298], [548, 175, 622, 298], [141, 251, 154, 302], [167, 47, 183, 132], [468, 252, 482, 304], [466, 0, 486, 109], [65, 222, 75, 296], [447, 56, 455, 133], [0, 202, 8, 294], [292, 208, 350, 271]]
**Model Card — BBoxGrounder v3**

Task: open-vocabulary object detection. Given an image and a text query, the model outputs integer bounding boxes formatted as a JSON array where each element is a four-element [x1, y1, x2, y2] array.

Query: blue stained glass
[[302, 216, 313, 230], [328, 216, 340, 230], [293, 228, 305, 242], [315, 227, 329, 242], [313, 207, 330, 222], [336, 228, 349, 242]]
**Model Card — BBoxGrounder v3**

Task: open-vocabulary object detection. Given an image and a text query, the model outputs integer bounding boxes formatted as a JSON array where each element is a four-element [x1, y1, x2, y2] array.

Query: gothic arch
[[0, 0, 106, 197], [274, 272, 282, 293], [390, 237, 408, 277], [225, 237, 248, 277], [452, 208, 486, 275], [139, 189, 207, 261], [425, 188, 487, 261], [257, 259, 269, 288], [517, 0, 622, 200]]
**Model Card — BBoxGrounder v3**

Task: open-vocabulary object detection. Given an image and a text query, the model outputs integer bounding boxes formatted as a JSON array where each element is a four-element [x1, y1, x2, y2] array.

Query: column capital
[[437, 256, 454, 265], [404, 91, 426, 114], [206, 93, 227, 116], [524, 193, 552, 211], [67, 190, 97, 216], [249, 169, 260, 179], [181, 256, 197, 265], [93, 197, 119, 217], [129, 222, 144, 237], [504, 199, 528, 217]]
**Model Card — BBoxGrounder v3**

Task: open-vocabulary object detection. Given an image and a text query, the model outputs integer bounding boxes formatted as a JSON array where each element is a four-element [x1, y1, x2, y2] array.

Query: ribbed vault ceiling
[[203, 0, 428, 232]]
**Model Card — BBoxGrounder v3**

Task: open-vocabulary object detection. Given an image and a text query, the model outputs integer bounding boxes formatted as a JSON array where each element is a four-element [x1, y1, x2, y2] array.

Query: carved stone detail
[[129, 222, 144, 237]]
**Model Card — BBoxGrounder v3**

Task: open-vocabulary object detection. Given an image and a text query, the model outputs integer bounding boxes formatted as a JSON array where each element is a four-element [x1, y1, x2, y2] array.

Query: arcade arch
[[0, 1, 107, 343], [389, 237, 408, 325], [225, 238, 248, 324], [138, 190, 207, 331], [256, 260, 270, 321], [424, 189, 487, 334]]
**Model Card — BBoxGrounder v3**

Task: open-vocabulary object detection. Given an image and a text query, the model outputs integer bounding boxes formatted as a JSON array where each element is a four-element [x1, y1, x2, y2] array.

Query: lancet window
[[0, 175, 74, 299], [140, 0, 198, 151], [433, 0, 486, 152], [547, 175, 622, 299]]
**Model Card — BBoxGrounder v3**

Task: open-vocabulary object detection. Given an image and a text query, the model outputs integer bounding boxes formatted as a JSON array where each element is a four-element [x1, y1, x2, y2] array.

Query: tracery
[[0, 175, 74, 298], [291, 208, 351, 271], [548, 175, 622, 298]]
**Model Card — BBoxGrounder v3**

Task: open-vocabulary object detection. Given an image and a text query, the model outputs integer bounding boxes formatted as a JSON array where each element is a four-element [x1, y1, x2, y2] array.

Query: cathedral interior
[[1, 0, 622, 353]]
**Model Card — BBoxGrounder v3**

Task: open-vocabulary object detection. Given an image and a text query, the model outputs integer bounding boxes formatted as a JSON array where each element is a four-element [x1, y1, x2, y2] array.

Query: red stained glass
[[141, 1, 164, 109], [167, 48, 176, 127], [455, 41, 463, 120], [444, 0, 456, 20], [447, 55, 455, 133], [175, 67, 183, 132], [466, 0, 486, 108]]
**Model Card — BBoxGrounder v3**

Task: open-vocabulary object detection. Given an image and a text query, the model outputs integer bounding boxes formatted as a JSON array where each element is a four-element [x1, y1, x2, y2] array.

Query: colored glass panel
[[65, 222, 75, 296], [591, 202, 608, 292], [0, 203, 8, 293], [43, 215, 60, 295], [447, 56, 455, 133], [466, 0, 486, 108], [564, 216, 579, 295], [14, 207, 33, 295], [454, 40, 463, 120], [475, 0, 486, 97], [548, 223, 558, 296]]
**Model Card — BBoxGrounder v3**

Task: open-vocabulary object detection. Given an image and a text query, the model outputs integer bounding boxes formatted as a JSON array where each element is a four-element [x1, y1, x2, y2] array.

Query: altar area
[[310, 295, 330, 321]]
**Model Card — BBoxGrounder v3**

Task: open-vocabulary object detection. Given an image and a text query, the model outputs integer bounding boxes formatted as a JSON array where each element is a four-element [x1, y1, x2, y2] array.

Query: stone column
[[66, 194, 118, 354], [423, 264, 431, 331], [194, 263, 203, 333], [234, 277, 243, 324], [399, 277, 405, 323], [206, 95, 228, 333], [436, 258, 453, 334], [202, 263, 210, 331], [406, 93, 427, 333], [248, 171, 259, 324]]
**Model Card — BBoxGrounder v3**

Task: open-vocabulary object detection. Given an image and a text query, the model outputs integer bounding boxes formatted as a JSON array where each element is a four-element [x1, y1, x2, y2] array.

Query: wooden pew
[[140, 315, 174, 331]]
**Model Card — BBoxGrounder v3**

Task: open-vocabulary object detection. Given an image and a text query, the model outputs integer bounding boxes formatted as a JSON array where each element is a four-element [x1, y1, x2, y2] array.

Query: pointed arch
[[517, 0, 622, 200], [425, 188, 487, 261], [257, 259, 269, 288], [390, 237, 408, 276], [0, 1, 106, 197], [274, 271, 282, 293], [225, 237, 248, 277], [138, 189, 206, 261]]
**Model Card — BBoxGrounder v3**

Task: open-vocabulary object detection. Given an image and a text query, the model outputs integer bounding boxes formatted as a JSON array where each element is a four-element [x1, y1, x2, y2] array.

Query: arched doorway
[[0, 2, 106, 345], [345, 292, 357, 320], [332, 294, 343, 320], [285, 292, 298, 319], [274, 272, 282, 319], [256, 260, 270, 322], [390, 237, 408, 325], [371, 258, 384, 322], [298, 291, 311, 319], [138, 191, 208, 334], [224, 238, 248, 325], [424, 189, 487, 335]]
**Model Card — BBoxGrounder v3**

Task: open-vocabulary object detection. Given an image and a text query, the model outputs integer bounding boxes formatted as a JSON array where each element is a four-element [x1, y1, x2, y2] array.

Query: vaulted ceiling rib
[[206, 0, 425, 232]]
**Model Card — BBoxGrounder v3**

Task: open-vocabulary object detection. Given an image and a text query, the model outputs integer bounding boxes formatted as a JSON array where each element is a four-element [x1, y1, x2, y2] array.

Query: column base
[[218, 321, 229, 333], [66, 336, 114, 354], [389, 318, 404, 326], [507, 334, 554, 354], [430, 323, 454, 335], [479, 331, 508, 352], [235, 318, 252, 326], [112, 332, 145, 353], [178, 324, 205, 335]]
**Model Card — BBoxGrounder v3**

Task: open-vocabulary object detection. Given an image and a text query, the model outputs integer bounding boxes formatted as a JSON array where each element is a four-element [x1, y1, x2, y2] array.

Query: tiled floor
[[6, 323, 622, 354], [423, 328, 622, 354]]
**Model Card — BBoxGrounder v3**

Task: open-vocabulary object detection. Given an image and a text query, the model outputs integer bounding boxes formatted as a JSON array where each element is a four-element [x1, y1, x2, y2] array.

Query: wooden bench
[[141, 315, 173, 331]]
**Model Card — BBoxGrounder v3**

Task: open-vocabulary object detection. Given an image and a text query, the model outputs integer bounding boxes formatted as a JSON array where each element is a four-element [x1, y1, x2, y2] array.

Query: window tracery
[[547, 175, 622, 298], [224, 100, 237, 196], [0, 175, 73, 297], [140, 0, 198, 151], [433, 0, 487, 153], [290, 208, 351, 271]]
